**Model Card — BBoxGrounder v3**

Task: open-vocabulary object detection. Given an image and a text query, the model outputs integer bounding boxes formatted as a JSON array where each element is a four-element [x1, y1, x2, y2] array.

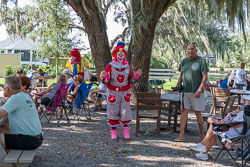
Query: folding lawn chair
[[66, 82, 93, 122], [94, 92, 108, 110], [213, 105, 250, 166], [39, 83, 71, 125]]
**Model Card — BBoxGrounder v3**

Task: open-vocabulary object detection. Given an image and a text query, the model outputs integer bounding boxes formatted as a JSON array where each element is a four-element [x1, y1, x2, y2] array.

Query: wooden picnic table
[[36, 87, 48, 93], [161, 93, 181, 132], [230, 89, 250, 104], [0, 116, 9, 167]]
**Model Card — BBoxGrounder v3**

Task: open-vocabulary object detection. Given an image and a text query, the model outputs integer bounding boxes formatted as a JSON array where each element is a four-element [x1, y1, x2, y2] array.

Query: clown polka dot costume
[[100, 42, 142, 140]]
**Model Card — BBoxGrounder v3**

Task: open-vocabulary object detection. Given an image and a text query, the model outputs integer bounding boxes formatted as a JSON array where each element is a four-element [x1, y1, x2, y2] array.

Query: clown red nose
[[112, 42, 128, 65]]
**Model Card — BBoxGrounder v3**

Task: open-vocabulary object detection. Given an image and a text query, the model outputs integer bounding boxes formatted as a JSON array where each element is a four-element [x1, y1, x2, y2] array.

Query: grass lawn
[[0, 78, 57, 86], [0, 77, 177, 90]]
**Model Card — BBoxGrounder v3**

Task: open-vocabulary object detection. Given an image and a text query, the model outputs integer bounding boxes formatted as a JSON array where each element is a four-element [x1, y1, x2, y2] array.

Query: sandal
[[174, 136, 185, 142]]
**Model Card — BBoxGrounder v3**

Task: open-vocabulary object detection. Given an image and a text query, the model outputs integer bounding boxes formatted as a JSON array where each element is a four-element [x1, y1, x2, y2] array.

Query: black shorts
[[96, 93, 103, 98], [4, 134, 43, 150], [41, 96, 52, 106]]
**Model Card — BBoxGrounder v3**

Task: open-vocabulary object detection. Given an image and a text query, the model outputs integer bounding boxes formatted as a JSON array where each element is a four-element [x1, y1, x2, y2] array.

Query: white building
[[0, 37, 46, 65]]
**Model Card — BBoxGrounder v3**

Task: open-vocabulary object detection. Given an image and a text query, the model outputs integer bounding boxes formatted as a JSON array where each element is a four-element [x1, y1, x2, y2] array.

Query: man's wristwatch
[[197, 89, 202, 93]]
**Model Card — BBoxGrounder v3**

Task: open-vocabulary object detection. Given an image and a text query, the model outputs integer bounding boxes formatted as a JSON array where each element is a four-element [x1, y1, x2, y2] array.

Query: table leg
[[0, 144, 9, 167], [238, 95, 241, 105], [173, 103, 178, 132], [168, 102, 172, 126]]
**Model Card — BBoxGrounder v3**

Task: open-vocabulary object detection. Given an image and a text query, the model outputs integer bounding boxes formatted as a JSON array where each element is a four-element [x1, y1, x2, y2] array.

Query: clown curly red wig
[[70, 48, 81, 64], [112, 42, 128, 65]]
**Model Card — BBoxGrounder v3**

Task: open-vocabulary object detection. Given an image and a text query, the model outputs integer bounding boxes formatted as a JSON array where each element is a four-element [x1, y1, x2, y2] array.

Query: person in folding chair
[[67, 75, 82, 101], [189, 95, 249, 161], [34, 74, 67, 116], [100, 41, 142, 140], [66, 75, 93, 120], [89, 81, 107, 111]]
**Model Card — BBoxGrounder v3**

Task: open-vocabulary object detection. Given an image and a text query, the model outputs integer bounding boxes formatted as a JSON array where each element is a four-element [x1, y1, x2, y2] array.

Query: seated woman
[[189, 95, 248, 161], [34, 74, 67, 111], [67, 75, 82, 102], [1, 76, 32, 105], [89, 81, 107, 111], [19, 76, 32, 98]]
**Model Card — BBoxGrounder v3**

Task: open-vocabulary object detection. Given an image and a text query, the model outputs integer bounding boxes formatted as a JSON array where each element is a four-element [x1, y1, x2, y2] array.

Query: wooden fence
[[89, 68, 248, 81], [149, 69, 230, 81]]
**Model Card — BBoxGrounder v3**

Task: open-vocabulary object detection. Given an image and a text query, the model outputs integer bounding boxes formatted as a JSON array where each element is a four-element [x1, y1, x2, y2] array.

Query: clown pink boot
[[110, 129, 117, 140], [123, 128, 130, 139]]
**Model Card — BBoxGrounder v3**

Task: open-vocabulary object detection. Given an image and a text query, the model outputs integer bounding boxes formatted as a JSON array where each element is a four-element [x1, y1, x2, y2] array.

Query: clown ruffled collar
[[109, 61, 129, 69]]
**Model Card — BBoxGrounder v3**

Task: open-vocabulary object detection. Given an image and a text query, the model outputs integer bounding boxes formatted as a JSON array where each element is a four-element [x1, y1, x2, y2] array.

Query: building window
[[14, 50, 30, 61], [7, 50, 12, 53]]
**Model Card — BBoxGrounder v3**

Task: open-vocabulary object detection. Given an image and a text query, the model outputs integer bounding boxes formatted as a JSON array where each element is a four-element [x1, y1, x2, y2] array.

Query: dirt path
[[32, 104, 239, 167]]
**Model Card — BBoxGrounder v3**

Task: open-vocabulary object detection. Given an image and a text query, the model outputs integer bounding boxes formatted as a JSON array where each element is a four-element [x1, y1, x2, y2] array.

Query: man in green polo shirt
[[175, 43, 208, 142]]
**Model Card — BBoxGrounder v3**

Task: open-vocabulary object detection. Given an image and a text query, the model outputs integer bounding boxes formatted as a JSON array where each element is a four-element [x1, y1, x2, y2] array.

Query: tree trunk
[[64, 0, 111, 80], [56, 56, 58, 77], [130, 0, 176, 92]]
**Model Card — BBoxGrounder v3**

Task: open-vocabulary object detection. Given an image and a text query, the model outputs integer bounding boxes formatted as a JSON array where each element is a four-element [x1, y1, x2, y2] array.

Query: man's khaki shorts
[[182, 92, 205, 111]]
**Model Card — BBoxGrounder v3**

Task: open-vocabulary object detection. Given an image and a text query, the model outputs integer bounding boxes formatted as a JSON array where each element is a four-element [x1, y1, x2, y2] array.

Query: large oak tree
[[64, 0, 176, 92]]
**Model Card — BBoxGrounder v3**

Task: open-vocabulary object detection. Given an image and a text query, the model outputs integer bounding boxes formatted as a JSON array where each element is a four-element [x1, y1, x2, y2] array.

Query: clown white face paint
[[117, 52, 124, 62], [72, 56, 76, 60]]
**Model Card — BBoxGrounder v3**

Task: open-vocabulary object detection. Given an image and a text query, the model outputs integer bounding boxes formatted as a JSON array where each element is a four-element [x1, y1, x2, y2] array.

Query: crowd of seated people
[[1, 64, 106, 119], [204, 71, 232, 92]]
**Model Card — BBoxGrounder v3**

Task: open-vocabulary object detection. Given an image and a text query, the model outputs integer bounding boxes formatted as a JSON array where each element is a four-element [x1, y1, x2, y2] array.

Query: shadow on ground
[[31, 106, 245, 167]]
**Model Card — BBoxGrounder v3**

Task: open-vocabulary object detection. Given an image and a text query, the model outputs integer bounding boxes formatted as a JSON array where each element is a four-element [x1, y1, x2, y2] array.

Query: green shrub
[[4, 64, 65, 78], [219, 66, 224, 71], [4, 65, 15, 76], [209, 64, 215, 68]]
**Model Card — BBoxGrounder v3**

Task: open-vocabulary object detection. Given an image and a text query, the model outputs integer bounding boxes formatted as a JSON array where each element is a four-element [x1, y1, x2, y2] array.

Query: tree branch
[[69, 23, 85, 32], [110, 27, 129, 49]]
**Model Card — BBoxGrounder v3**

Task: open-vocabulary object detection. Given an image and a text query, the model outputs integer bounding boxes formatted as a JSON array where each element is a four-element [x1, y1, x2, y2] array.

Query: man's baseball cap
[[62, 69, 72, 75], [16, 69, 23, 73]]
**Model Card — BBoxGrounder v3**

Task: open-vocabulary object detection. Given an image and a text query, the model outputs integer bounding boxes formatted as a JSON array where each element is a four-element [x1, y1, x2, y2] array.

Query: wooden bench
[[0, 117, 38, 167], [2, 149, 37, 167]]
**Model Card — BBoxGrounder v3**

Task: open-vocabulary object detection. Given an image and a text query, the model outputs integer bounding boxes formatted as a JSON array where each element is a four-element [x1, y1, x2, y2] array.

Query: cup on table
[[243, 86, 246, 92]]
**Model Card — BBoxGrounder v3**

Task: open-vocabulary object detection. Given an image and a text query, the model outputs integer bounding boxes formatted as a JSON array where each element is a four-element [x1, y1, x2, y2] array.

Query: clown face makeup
[[72, 56, 76, 60], [117, 49, 125, 62]]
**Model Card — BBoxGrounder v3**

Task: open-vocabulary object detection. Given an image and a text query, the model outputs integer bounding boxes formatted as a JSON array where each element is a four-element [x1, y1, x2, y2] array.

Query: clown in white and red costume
[[100, 42, 142, 140]]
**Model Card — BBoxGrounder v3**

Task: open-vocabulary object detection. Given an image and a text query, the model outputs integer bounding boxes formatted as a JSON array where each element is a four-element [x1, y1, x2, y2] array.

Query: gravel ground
[[31, 100, 245, 167]]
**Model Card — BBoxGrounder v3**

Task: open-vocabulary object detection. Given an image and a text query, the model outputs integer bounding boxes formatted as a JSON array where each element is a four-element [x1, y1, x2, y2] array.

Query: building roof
[[0, 37, 40, 50]]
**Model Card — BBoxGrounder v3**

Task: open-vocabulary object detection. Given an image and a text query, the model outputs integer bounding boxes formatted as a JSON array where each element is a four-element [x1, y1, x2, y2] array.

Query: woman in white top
[[234, 62, 247, 90]]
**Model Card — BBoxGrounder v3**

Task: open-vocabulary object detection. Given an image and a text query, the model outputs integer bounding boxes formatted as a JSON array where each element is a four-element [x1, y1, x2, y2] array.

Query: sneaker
[[189, 143, 206, 152], [195, 152, 208, 161]]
